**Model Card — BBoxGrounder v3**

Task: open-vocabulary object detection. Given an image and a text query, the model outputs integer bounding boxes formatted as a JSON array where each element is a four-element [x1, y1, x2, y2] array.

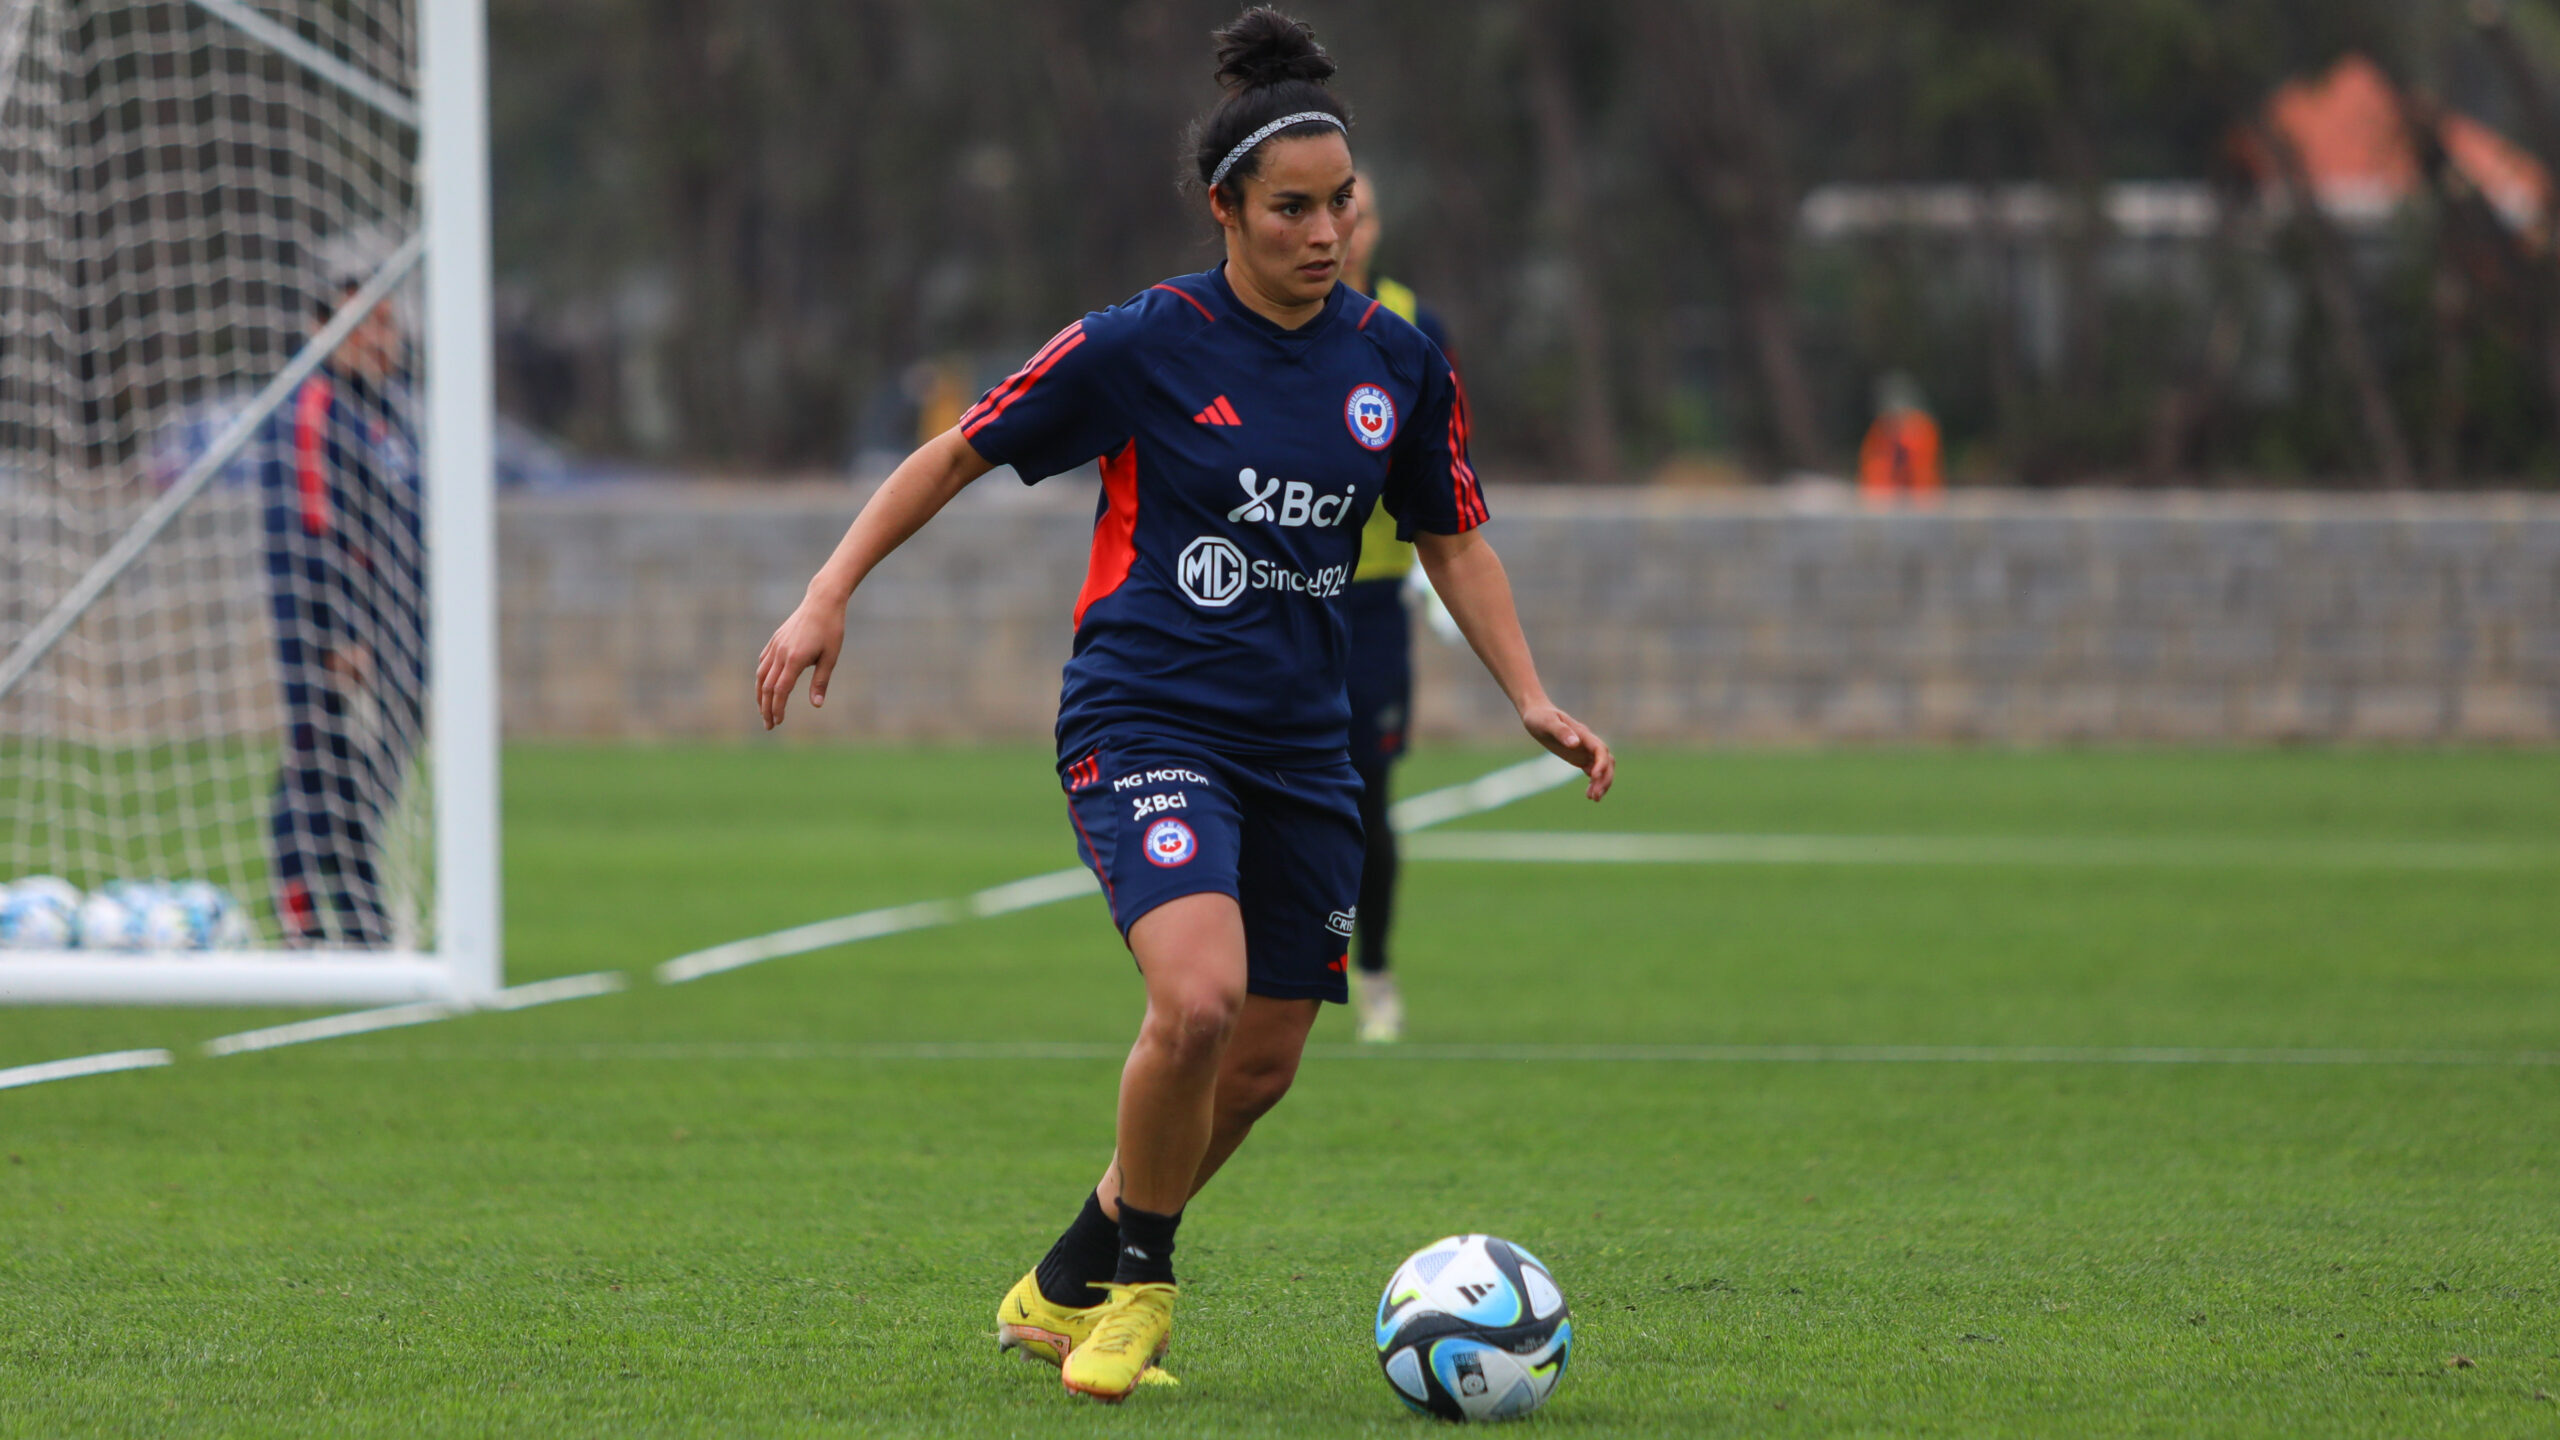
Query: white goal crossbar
[[0, 0, 499, 1006]]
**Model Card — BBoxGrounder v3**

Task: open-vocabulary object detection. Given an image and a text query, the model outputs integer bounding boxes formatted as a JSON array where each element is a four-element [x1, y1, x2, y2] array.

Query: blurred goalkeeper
[[258, 230, 426, 946]]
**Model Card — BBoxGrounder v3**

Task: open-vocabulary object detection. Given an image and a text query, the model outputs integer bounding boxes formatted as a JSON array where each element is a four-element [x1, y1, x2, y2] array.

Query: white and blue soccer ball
[[136, 897, 198, 951], [74, 892, 143, 951], [10, 875, 83, 914], [1375, 1235, 1571, 1422], [102, 878, 170, 910], [173, 881, 252, 949], [1, 879, 80, 949]]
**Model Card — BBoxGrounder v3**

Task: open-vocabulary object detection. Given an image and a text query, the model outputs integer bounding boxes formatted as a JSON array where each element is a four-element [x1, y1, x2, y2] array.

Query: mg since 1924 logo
[[1178, 535, 1248, 608]]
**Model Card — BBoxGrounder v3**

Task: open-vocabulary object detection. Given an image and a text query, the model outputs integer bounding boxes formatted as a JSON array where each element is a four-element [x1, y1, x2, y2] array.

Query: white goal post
[[0, 0, 498, 1005]]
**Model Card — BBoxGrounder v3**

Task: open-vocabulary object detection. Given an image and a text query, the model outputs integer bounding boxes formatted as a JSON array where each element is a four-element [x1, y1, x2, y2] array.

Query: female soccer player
[[755, 7, 1613, 1402]]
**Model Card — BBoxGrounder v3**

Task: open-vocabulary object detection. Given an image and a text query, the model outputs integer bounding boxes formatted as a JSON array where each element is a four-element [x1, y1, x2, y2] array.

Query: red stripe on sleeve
[[1072, 440, 1141, 628], [293, 375, 334, 536], [1447, 370, 1486, 528], [960, 320, 1084, 433], [961, 322, 1087, 439], [1152, 283, 1217, 323], [1356, 298, 1383, 330]]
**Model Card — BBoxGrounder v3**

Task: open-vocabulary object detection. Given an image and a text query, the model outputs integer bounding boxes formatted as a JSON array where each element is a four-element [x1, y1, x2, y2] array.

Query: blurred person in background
[[1338, 168, 1463, 1044], [1858, 370, 1942, 506], [259, 229, 426, 946]]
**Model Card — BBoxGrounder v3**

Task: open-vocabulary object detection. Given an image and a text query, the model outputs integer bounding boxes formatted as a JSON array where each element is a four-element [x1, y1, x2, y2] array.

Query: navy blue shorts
[[1061, 735, 1365, 1004]]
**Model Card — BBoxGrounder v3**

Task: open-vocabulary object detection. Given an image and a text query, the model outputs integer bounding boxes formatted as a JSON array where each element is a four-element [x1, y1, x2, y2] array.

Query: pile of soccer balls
[[1375, 1234, 1572, 1421], [0, 876, 253, 953]]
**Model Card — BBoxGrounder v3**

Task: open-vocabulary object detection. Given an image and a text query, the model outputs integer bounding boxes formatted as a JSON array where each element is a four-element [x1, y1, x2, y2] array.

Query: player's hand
[[1521, 703, 1613, 801], [755, 595, 847, 730], [322, 644, 372, 687]]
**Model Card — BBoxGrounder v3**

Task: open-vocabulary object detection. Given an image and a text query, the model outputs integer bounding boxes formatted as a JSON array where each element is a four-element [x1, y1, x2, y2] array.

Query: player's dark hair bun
[[1214, 8, 1335, 93], [1186, 7, 1351, 199]]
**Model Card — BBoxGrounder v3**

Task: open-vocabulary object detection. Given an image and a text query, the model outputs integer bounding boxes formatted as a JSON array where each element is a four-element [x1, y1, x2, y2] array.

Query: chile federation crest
[[1345, 384, 1397, 451], [1143, 817, 1199, 868]]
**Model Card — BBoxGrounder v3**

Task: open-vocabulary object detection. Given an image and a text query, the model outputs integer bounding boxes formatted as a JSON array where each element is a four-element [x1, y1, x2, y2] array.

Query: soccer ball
[[10, 875, 83, 914], [136, 897, 198, 951], [75, 892, 143, 951], [1375, 1235, 1571, 1422], [103, 878, 171, 910], [173, 882, 252, 949], [1, 880, 79, 949]]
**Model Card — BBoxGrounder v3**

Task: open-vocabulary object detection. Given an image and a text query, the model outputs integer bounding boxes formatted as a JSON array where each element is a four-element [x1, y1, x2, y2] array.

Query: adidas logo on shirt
[[1193, 395, 1242, 426]]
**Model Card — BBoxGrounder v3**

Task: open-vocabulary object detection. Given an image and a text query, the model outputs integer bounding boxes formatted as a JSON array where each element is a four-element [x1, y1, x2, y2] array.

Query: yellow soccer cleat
[[996, 1269, 1090, 1367], [996, 1271, 1178, 1386], [1060, 1282, 1177, 1402]]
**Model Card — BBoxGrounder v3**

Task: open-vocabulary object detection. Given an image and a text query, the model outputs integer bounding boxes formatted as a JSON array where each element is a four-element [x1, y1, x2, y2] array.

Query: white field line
[[652, 754, 1584, 987], [299, 1040, 2560, 1068], [1387, 755, 1580, 833], [655, 900, 958, 985], [968, 868, 1100, 918], [1404, 830, 2559, 871], [203, 1000, 458, 1057], [0, 1048, 176, 1090], [201, 971, 627, 1057], [482, 970, 628, 1009]]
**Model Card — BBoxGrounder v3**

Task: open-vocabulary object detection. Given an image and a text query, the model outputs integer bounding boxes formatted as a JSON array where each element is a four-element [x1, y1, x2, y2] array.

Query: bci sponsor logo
[[1226, 469, 1358, 528], [1132, 791, 1189, 821]]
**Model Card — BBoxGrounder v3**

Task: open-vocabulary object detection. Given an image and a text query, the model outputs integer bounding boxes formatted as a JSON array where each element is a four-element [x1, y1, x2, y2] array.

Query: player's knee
[[1220, 1052, 1300, 1124], [1147, 984, 1243, 1061]]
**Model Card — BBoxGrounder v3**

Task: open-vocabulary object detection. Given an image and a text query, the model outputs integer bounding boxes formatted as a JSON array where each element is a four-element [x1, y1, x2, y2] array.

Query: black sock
[[1113, 1201, 1181, 1286], [1033, 1190, 1123, 1308]]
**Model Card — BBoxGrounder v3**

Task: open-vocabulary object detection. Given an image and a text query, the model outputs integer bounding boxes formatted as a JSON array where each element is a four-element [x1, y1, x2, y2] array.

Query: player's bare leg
[[1094, 994, 1319, 1210], [1113, 892, 1250, 1214], [1061, 892, 1247, 1400]]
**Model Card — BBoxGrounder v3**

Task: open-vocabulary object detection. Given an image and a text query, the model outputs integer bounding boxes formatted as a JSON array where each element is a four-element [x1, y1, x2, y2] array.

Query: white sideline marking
[[0, 1048, 176, 1090], [204, 1000, 458, 1056], [968, 867, 1101, 918], [482, 970, 628, 1009], [303, 1040, 2560, 1068], [201, 971, 628, 1057], [653, 755, 1584, 986], [1388, 755, 1581, 834], [656, 900, 958, 985], [1405, 831, 2558, 871]]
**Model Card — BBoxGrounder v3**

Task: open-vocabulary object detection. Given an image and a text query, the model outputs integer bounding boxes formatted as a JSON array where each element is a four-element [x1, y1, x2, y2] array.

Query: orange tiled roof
[[2256, 54, 2548, 222]]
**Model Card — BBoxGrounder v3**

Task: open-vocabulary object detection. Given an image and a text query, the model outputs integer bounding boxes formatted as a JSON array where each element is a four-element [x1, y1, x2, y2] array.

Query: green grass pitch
[[2, 745, 2556, 1436]]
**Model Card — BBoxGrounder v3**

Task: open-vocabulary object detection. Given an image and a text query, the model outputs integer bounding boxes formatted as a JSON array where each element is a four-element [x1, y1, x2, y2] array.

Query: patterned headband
[[1209, 111, 1348, 190]]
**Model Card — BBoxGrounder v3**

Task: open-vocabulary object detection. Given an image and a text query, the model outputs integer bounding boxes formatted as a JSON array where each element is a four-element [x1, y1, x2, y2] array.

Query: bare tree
[[1635, 0, 1828, 473], [2250, 116, 2417, 488], [1522, 0, 1621, 482], [2465, 1, 2560, 437]]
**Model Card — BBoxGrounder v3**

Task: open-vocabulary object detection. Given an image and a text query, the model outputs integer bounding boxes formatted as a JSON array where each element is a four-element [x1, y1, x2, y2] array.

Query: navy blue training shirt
[[960, 266, 1485, 765]]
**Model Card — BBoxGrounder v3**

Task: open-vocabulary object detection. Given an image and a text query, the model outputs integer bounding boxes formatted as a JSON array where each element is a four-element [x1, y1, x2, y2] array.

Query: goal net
[[0, 0, 494, 1004]]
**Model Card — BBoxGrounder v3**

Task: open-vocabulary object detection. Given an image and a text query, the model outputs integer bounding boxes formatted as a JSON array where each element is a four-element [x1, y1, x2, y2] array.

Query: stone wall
[[499, 482, 2560, 744]]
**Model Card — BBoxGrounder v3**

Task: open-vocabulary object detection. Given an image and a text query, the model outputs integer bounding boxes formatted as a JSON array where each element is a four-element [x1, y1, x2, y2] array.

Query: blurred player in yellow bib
[[1340, 168, 1462, 1043]]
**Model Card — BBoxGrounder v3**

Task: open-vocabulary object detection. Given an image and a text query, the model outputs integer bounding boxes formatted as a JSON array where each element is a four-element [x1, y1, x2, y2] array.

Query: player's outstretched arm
[[756, 427, 995, 729], [1414, 527, 1614, 802]]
